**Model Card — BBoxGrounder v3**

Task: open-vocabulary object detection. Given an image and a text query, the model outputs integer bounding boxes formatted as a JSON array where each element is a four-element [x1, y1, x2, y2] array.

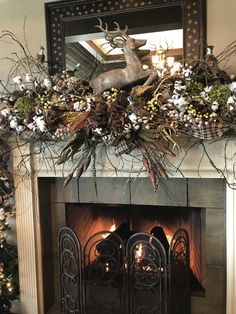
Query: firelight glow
[[102, 220, 116, 239]]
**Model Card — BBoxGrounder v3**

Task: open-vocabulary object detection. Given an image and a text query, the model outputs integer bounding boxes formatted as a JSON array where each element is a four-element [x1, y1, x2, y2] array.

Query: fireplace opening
[[66, 202, 205, 297], [57, 203, 205, 313]]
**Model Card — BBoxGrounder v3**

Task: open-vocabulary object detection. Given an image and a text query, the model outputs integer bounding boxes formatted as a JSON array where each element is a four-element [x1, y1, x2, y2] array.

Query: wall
[[0, 0, 58, 81], [207, 0, 236, 75], [0, 0, 235, 78]]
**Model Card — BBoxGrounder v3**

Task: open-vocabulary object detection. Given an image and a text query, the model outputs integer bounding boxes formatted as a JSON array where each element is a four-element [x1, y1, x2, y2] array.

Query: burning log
[[96, 222, 130, 256], [150, 226, 170, 257]]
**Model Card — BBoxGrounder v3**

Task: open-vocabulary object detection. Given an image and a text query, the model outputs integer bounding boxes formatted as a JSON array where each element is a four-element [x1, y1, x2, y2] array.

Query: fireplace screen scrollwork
[[82, 231, 125, 314], [126, 233, 168, 314], [59, 227, 83, 314], [59, 228, 190, 314]]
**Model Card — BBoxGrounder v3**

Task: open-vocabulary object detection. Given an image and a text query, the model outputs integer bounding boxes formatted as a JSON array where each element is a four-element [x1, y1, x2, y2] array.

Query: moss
[[186, 81, 204, 96], [209, 84, 231, 106], [14, 96, 34, 118]]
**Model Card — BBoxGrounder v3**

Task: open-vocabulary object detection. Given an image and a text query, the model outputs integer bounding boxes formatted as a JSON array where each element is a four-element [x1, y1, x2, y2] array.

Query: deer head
[[96, 19, 146, 51]]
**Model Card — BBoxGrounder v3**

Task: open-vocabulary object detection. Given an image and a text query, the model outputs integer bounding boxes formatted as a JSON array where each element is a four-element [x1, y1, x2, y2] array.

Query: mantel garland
[[0, 29, 235, 192]]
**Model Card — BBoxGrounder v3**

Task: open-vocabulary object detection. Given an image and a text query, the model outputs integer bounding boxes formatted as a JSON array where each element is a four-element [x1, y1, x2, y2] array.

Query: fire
[[135, 243, 145, 261], [166, 234, 172, 244], [102, 220, 116, 239]]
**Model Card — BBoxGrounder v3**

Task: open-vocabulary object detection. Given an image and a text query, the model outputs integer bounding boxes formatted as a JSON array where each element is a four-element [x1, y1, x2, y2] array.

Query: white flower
[[33, 116, 47, 132], [43, 78, 52, 89], [27, 122, 36, 131], [134, 124, 140, 130], [1, 108, 11, 117], [204, 86, 213, 93], [183, 68, 192, 79], [73, 101, 81, 111], [227, 96, 236, 105], [227, 96, 236, 110], [173, 96, 187, 107], [93, 127, 103, 135], [13, 76, 22, 84], [211, 101, 219, 112], [174, 81, 185, 92], [86, 97, 94, 109], [25, 73, 34, 82], [17, 125, 25, 132], [53, 85, 60, 91], [0, 212, 5, 221], [128, 113, 138, 123], [19, 84, 25, 91], [10, 119, 18, 129], [229, 82, 236, 93]]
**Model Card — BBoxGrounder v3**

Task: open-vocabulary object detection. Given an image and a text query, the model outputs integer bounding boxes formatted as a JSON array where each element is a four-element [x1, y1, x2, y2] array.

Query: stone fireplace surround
[[12, 138, 236, 314]]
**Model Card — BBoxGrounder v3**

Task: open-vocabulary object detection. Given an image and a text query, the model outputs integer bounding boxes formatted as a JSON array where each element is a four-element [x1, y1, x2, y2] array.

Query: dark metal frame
[[169, 228, 190, 314], [59, 227, 83, 314], [126, 233, 168, 314], [82, 231, 125, 314], [59, 227, 190, 314], [45, 0, 206, 73]]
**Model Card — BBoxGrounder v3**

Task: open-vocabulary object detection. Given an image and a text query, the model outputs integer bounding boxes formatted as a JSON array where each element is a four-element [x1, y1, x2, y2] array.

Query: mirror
[[45, 0, 206, 77]]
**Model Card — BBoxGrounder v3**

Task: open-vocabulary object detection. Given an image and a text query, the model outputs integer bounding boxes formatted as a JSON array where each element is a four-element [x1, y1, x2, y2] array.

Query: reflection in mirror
[[63, 4, 183, 82], [65, 28, 183, 82]]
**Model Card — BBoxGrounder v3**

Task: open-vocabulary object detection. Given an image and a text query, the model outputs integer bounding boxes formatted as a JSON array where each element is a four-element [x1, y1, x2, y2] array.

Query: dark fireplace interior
[[65, 202, 206, 310]]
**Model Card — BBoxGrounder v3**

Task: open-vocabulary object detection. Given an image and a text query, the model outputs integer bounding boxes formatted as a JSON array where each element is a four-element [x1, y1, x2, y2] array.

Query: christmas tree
[[0, 140, 19, 313]]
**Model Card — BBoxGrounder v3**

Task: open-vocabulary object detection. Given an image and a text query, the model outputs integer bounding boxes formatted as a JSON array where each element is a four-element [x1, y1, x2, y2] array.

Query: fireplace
[[12, 138, 235, 314], [38, 176, 226, 314]]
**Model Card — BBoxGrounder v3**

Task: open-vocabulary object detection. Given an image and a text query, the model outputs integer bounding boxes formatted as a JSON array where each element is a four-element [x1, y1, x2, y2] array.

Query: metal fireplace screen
[[59, 227, 190, 314]]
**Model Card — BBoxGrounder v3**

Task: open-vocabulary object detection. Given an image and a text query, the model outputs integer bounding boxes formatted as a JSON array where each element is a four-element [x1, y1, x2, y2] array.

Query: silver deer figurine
[[91, 19, 157, 95]]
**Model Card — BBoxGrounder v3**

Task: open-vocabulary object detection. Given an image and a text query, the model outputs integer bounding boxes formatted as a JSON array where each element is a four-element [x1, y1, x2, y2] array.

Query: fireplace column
[[226, 177, 236, 314], [12, 144, 43, 314]]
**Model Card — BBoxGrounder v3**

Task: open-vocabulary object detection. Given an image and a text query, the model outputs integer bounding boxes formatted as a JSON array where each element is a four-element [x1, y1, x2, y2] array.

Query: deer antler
[[95, 18, 109, 33], [113, 22, 128, 35], [95, 18, 129, 48]]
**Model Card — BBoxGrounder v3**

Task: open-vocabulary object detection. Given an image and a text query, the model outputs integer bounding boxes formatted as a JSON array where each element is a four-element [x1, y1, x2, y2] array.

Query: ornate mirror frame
[[45, 0, 206, 72]]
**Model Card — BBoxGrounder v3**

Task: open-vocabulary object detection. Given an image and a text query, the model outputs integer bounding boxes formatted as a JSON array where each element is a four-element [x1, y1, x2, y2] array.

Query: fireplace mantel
[[11, 137, 236, 314]]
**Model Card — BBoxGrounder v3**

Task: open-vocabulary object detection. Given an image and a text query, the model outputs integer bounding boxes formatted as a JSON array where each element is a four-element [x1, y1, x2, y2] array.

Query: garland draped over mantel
[[0, 29, 235, 188], [0, 24, 236, 310]]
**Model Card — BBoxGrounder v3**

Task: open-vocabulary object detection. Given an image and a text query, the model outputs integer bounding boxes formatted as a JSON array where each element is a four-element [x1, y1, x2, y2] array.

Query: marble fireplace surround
[[12, 138, 236, 314]]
